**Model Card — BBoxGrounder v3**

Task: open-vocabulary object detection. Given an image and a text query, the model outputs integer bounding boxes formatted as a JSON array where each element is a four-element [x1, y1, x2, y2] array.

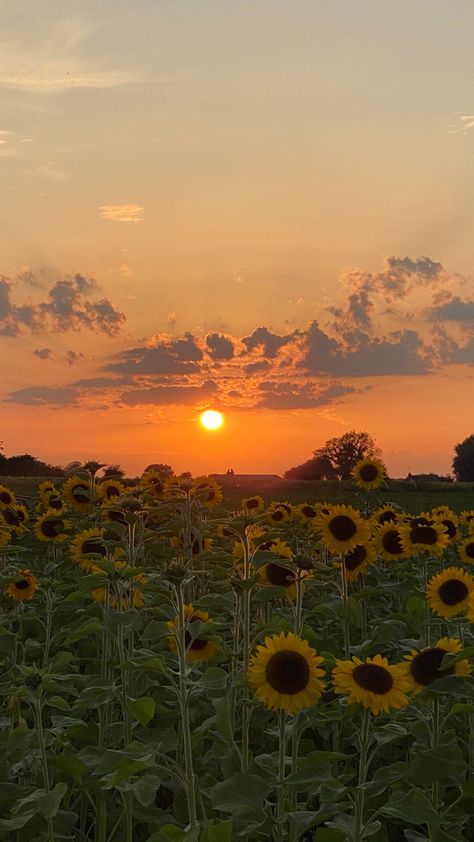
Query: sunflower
[[0, 485, 16, 508], [42, 491, 65, 512], [427, 567, 474, 618], [170, 529, 213, 556], [38, 481, 58, 502], [352, 458, 386, 490], [294, 502, 319, 522], [316, 505, 370, 555], [0, 505, 28, 530], [432, 512, 459, 541], [403, 637, 471, 694], [35, 511, 70, 542], [141, 470, 164, 499], [63, 476, 91, 511], [97, 479, 124, 502], [7, 568, 39, 601], [241, 495, 265, 515], [373, 523, 410, 561], [248, 631, 325, 714], [460, 511, 474, 528], [192, 476, 223, 508], [371, 506, 398, 527], [399, 521, 449, 557], [70, 527, 108, 561], [266, 503, 292, 525], [459, 538, 474, 564], [342, 542, 377, 582], [431, 506, 456, 521], [167, 604, 218, 663], [333, 654, 411, 715]]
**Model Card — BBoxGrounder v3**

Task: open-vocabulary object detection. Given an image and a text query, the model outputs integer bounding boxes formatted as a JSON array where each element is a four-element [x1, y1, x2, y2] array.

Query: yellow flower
[[91, 561, 146, 610], [170, 529, 213, 556], [432, 512, 459, 541], [0, 485, 16, 508], [63, 476, 91, 511], [141, 470, 164, 499], [342, 542, 376, 582], [167, 604, 218, 663], [35, 511, 70, 542], [403, 637, 471, 694], [371, 506, 398, 528], [316, 505, 370, 555], [248, 631, 325, 714], [7, 568, 39, 601], [192, 476, 223, 508], [70, 527, 108, 561], [427, 567, 474, 618], [373, 523, 410, 561], [97, 479, 125, 503], [459, 538, 474, 565], [241, 495, 265, 515], [460, 510, 474, 528], [352, 458, 386, 490], [38, 481, 58, 503], [0, 505, 28, 531], [333, 654, 411, 715], [266, 502, 292, 524], [294, 502, 319, 522], [399, 521, 449, 558]]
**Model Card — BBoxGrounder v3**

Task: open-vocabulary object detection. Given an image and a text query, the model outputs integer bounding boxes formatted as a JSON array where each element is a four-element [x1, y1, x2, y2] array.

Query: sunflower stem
[[176, 581, 199, 831], [42, 587, 54, 666], [429, 697, 441, 840], [276, 710, 287, 842], [241, 529, 253, 771], [341, 560, 351, 659], [33, 697, 54, 842], [289, 715, 300, 842], [355, 706, 371, 842]]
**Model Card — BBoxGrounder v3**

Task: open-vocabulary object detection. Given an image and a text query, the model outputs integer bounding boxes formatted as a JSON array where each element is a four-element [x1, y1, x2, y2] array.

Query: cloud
[[205, 333, 235, 360], [33, 347, 54, 360], [120, 379, 218, 407], [99, 204, 144, 222], [0, 273, 125, 336], [242, 326, 297, 358], [6, 386, 79, 406], [105, 334, 202, 376], [255, 380, 354, 409], [427, 296, 474, 322]]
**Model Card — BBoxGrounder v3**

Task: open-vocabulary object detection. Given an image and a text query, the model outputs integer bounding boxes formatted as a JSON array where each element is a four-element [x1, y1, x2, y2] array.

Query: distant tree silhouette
[[143, 463, 174, 479], [1, 453, 64, 477], [285, 431, 382, 481], [102, 464, 126, 478], [452, 435, 474, 482]]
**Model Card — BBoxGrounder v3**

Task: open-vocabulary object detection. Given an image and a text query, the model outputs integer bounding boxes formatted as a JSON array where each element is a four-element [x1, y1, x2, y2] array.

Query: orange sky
[[1, 2, 473, 477]]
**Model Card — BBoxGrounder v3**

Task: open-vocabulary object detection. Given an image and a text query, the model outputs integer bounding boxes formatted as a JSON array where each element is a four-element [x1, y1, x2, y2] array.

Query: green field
[[3, 475, 474, 514]]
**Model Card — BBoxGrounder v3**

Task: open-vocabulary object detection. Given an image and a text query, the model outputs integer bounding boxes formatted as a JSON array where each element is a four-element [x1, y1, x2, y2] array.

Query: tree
[[142, 463, 174, 479], [285, 430, 382, 481], [102, 464, 126, 478], [452, 435, 474, 482], [284, 454, 337, 480]]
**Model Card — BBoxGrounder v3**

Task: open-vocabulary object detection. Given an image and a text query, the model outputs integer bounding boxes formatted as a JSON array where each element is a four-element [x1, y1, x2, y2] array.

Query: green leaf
[[213, 697, 234, 745], [131, 773, 162, 806], [131, 696, 156, 726], [199, 819, 233, 841], [197, 667, 227, 691], [314, 830, 346, 842], [380, 789, 442, 825], [47, 695, 71, 711], [146, 825, 200, 842], [64, 618, 103, 645], [51, 754, 87, 784], [38, 782, 67, 818], [209, 772, 270, 812]]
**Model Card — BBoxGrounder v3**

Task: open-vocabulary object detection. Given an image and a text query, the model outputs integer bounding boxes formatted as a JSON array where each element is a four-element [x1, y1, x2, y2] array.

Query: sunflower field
[[1, 460, 474, 842]]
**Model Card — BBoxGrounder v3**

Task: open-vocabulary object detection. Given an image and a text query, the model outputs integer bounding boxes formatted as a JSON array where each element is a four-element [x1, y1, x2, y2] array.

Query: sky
[[1, 0, 473, 477]]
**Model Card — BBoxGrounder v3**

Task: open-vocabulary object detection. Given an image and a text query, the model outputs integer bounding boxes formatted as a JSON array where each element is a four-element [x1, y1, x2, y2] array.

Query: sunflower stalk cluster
[[0, 469, 473, 840]]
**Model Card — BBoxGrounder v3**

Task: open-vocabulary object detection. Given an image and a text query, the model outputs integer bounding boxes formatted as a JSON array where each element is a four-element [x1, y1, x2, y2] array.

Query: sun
[[200, 409, 224, 431]]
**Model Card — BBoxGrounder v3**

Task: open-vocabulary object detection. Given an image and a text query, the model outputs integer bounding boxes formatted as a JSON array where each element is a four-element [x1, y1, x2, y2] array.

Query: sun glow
[[200, 410, 224, 431]]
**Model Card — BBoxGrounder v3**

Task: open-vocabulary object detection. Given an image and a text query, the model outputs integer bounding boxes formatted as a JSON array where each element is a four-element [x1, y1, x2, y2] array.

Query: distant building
[[212, 473, 282, 488]]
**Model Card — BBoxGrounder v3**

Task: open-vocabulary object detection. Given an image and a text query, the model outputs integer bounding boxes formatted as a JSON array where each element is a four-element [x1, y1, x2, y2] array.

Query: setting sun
[[200, 410, 224, 431]]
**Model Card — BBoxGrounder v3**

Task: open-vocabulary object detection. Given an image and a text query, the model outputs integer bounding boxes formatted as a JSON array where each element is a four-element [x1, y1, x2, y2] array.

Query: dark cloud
[[242, 326, 296, 358], [244, 360, 271, 375], [120, 379, 218, 407], [0, 273, 125, 336], [427, 296, 474, 322], [66, 350, 85, 366], [33, 347, 54, 360], [104, 343, 200, 376], [255, 380, 354, 409], [6, 385, 79, 406], [205, 332, 235, 360]]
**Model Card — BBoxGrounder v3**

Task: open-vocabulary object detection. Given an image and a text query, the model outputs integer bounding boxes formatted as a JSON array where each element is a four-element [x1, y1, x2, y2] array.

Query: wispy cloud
[[99, 204, 144, 223]]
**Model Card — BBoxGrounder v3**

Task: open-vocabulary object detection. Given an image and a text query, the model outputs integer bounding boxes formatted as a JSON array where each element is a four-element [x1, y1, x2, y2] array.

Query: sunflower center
[[48, 496, 62, 509], [328, 515, 357, 541], [108, 510, 126, 524], [246, 498, 259, 509], [265, 650, 310, 694], [106, 486, 120, 499], [464, 542, 474, 560], [15, 579, 30, 590], [438, 579, 469, 605], [410, 647, 454, 686], [411, 525, 439, 545], [3, 508, 21, 526], [353, 663, 393, 693], [82, 539, 107, 556], [441, 519, 456, 538], [359, 464, 378, 482], [0, 491, 12, 504], [271, 510, 284, 522], [381, 529, 403, 555], [378, 511, 395, 525], [72, 486, 89, 503], [301, 505, 316, 518], [41, 519, 63, 538], [410, 517, 432, 527], [345, 545, 368, 571], [265, 562, 296, 587]]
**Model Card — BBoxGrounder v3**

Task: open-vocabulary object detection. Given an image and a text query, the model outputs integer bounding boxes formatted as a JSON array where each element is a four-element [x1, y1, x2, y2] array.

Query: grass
[[3, 475, 474, 514]]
